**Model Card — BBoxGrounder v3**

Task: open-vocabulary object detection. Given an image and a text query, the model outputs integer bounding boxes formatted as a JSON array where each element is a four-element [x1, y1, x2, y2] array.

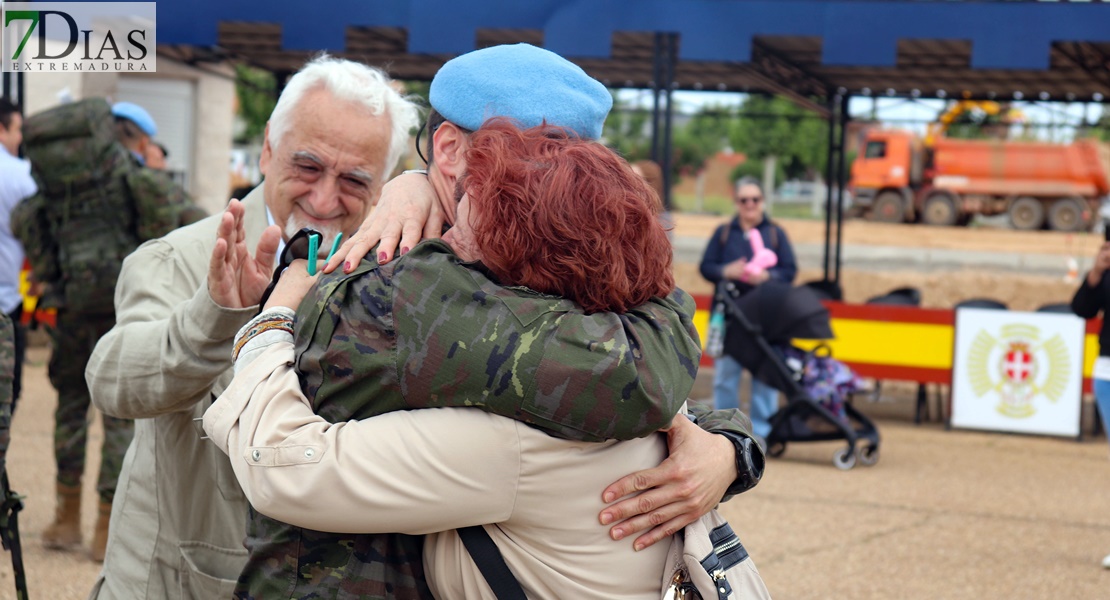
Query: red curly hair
[[462, 120, 674, 313]]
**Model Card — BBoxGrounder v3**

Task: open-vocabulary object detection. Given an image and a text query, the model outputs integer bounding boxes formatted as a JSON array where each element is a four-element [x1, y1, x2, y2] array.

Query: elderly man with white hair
[[85, 55, 421, 599]]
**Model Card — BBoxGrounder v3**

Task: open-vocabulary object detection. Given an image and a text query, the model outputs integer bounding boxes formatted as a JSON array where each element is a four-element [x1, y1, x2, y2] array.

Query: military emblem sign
[[952, 308, 1084, 437]]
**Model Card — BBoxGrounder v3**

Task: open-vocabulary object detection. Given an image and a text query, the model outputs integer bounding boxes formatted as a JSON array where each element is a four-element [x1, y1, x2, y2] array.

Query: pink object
[[742, 229, 777, 282]]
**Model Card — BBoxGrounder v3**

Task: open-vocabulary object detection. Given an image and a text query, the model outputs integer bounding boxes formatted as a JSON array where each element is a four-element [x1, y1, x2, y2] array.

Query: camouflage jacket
[[237, 240, 756, 599]]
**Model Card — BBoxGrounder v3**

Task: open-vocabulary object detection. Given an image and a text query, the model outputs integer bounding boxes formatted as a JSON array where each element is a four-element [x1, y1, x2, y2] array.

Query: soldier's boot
[[89, 499, 111, 562], [42, 483, 82, 550]]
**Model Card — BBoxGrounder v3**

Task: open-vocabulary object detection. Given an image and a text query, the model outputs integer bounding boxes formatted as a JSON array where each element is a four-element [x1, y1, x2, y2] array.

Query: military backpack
[[14, 98, 190, 314]]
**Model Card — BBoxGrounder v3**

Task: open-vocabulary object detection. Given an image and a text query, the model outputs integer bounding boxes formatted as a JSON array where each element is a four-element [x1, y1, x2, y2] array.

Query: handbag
[[661, 510, 772, 600]]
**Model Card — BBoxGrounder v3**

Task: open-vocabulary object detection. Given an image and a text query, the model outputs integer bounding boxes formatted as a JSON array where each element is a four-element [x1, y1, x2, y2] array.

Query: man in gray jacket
[[85, 55, 420, 598]]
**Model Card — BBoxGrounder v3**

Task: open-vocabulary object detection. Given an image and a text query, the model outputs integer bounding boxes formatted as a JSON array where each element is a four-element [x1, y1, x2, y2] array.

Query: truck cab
[[850, 130, 922, 222], [851, 130, 915, 201]]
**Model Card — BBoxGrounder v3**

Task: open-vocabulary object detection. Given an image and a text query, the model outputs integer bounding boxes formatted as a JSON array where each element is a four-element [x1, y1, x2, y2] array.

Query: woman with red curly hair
[[204, 122, 764, 599], [449, 121, 673, 313]]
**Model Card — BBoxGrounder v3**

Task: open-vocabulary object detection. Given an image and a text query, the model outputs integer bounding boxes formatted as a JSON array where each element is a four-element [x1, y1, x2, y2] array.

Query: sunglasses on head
[[257, 227, 322, 314], [736, 196, 763, 205]]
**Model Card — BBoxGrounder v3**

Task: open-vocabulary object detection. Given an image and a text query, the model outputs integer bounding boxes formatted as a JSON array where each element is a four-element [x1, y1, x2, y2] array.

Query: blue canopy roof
[[153, 0, 1110, 101]]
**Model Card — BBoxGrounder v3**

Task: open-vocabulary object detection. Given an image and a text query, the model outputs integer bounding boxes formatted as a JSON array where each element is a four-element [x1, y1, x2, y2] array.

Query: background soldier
[[12, 98, 202, 562]]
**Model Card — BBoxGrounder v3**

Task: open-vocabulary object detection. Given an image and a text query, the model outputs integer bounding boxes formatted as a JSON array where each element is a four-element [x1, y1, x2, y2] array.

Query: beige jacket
[[85, 188, 268, 599], [204, 339, 673, 600]]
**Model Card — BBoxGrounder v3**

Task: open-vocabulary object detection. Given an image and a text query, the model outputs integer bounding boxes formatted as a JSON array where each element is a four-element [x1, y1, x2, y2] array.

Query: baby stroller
[[720, 281, 881, 470]]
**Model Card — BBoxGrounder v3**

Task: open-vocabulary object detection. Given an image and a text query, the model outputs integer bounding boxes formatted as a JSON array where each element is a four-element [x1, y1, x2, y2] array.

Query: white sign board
[[951, 308, 1084, 438]]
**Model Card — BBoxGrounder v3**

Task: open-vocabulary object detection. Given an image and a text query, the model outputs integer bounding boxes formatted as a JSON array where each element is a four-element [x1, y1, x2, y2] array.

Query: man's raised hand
[[207, 199, 281, 309]]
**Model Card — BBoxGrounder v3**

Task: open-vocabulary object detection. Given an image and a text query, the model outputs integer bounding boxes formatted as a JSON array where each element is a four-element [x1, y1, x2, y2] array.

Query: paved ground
[[1, 216, 1108, 598], [0, 346, 1107, 599], [718, 416, 1110, 600]]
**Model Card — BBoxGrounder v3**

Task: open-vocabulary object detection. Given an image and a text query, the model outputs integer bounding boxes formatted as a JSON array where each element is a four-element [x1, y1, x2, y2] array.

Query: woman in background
[[1070, 239, 1110, 570], [699, 176, 797, 448]]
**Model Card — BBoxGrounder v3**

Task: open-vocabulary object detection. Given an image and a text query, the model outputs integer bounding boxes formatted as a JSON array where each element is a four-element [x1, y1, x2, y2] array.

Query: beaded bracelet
[[232, 314, 294, 362]]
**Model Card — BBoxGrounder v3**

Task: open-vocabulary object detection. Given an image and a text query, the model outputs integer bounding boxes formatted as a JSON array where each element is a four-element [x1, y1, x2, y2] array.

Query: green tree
[[603, 95, 731, 183], [603, 92, 653, 161], [1080, 104, 1110, 142], [727, 95, 829, 186], [403, 81, 431, 106], [234, 64, 277, 144], [671, 104, 732, 178]]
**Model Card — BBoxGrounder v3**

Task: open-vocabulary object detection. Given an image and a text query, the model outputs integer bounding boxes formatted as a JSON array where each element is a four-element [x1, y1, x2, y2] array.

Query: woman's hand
[[598, 415, 737, 551], [722, 258, 748, 281], [264, 259, 319, 312], [323, 172, 446, 274]]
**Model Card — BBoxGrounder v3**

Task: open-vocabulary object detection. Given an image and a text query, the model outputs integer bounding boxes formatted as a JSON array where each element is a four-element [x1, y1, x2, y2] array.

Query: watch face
[[746, 437, 765, 479], [734, 436, 763, 494]]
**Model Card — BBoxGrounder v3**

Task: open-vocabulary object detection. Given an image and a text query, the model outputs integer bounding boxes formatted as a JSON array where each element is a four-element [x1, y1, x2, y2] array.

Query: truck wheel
[[870, 191, 905, 223], [1008, 197, 1045, 231], [921, 193, 959, 227], [1047, 197, 1087, 232]]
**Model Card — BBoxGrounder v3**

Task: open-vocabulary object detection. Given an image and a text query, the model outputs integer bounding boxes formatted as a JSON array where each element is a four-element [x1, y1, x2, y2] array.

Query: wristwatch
[[727, 435, 764, 496], [684, 413, 764, 497], [716, 432, 764, 497]]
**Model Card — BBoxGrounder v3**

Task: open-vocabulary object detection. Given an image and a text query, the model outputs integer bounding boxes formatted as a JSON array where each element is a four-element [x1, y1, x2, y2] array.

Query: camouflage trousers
[[47, 310, 132, 502], [0, 313, 15, 474], [6, 304, 24, 411]]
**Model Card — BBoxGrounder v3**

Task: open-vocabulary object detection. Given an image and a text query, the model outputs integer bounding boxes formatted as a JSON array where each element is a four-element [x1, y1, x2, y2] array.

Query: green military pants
[[47, 310, 132, 502]]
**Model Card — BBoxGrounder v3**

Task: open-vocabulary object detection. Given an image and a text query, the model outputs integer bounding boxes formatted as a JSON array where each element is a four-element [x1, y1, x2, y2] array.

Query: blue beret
[[430, 43, 612, 140], [111, 101, 157, 137]]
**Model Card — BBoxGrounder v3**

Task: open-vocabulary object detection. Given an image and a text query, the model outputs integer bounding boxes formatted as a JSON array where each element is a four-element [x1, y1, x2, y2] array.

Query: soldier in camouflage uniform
[[224, 46, 763, 599], [10, 98, 203, 562]]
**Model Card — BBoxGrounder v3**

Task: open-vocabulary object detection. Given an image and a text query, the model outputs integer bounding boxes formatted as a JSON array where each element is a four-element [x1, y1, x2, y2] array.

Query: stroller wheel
[[857, 444, 880, 467], [766, 442, 786, 458], [833, 447, 856, 470]]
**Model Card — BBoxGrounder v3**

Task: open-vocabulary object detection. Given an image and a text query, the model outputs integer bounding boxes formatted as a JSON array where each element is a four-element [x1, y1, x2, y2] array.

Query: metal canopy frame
[[151, 0, 1110, 285]]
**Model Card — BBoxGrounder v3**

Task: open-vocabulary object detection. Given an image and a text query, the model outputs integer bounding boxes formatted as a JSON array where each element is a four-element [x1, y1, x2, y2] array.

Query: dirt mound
[[672, 214, 1087, 310], [673, 213, 1102, 257]]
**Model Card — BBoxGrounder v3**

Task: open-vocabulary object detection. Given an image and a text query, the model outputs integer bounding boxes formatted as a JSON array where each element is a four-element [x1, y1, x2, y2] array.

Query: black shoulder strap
[[458, 525, 527, 600], [768, 222, 779, 251], [716, 222, 732, 263]]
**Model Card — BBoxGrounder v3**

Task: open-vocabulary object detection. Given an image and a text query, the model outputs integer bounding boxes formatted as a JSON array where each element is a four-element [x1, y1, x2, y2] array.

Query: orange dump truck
[[850, 129, 1110, 231]]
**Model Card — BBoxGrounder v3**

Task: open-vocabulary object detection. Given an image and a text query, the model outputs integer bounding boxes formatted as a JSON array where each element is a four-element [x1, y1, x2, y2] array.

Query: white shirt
[[0, 146, 36, 313], [264, 204, 285, 257]]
